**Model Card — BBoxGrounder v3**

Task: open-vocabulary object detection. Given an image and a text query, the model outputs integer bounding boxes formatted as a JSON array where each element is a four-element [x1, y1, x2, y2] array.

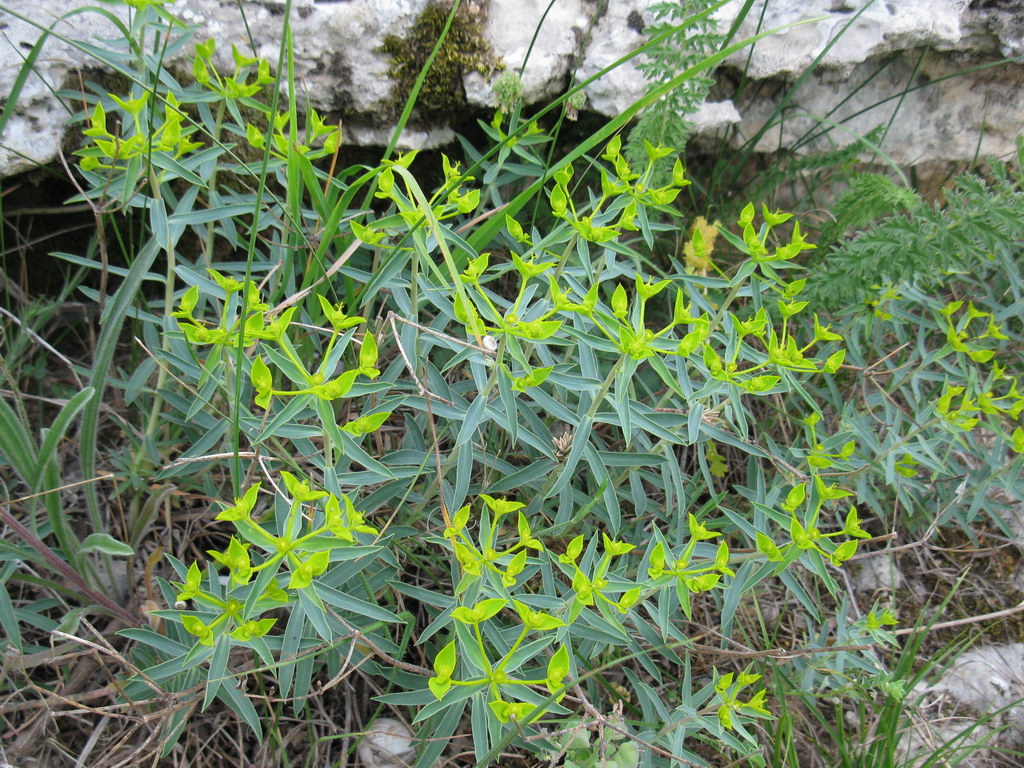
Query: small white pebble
[[357, 718, 415, 767]]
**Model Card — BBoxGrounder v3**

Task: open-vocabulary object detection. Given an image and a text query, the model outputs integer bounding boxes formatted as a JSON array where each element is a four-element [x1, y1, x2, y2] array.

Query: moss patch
[[379, 1, 500, 123]]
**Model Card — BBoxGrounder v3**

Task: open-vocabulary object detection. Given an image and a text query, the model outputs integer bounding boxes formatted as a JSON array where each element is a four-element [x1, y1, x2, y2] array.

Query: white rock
[[720, 0, 969, 78], [1, 0, 1021, 177], [921, 643, 1024, 728], [899, 643, 1024, 764], [898, 643, 1024, 764], [574, 0, 648, 117], [574, 2, 741, 135], [357, 718, 416, 768], [346, 124, 455, 151], [692, 100, 743, 133], [0, 2, 128, 175], [851, 556, 903, 593], [732, 50, 1023, 165], [998, 500, 1024, 545], [475, 0, 588, 104]]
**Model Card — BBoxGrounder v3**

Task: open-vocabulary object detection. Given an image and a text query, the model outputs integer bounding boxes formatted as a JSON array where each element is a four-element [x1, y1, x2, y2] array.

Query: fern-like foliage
[[734, 126, 889, 217], [819, 172, 922, 247], [625, 0, 724, 182], [806, 155, 1024, 308]]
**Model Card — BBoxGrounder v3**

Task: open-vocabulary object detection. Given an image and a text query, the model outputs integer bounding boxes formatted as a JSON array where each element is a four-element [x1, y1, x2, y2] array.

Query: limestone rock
[[1, 0, 1022, 177], [719, 0, 972, 79], [357, 718, 416, 768], [901, 643, 1024, 764], [851, 555, 903, 594]]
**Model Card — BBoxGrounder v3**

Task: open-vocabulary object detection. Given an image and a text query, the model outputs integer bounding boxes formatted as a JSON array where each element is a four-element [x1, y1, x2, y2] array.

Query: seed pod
[[552, 426, 573, 460]]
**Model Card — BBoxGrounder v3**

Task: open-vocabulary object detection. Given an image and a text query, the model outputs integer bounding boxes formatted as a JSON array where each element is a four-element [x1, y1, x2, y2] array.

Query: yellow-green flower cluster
[[174, 473, 377, 646]]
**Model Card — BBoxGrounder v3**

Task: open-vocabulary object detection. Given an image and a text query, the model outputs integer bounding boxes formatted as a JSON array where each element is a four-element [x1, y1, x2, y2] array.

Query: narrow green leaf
[[203, 635, 230, 709], [31, 387, 95, 491], [79, 533, 134, 557], [81, 239, 161, 531], [216, 677, 263, 740]]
